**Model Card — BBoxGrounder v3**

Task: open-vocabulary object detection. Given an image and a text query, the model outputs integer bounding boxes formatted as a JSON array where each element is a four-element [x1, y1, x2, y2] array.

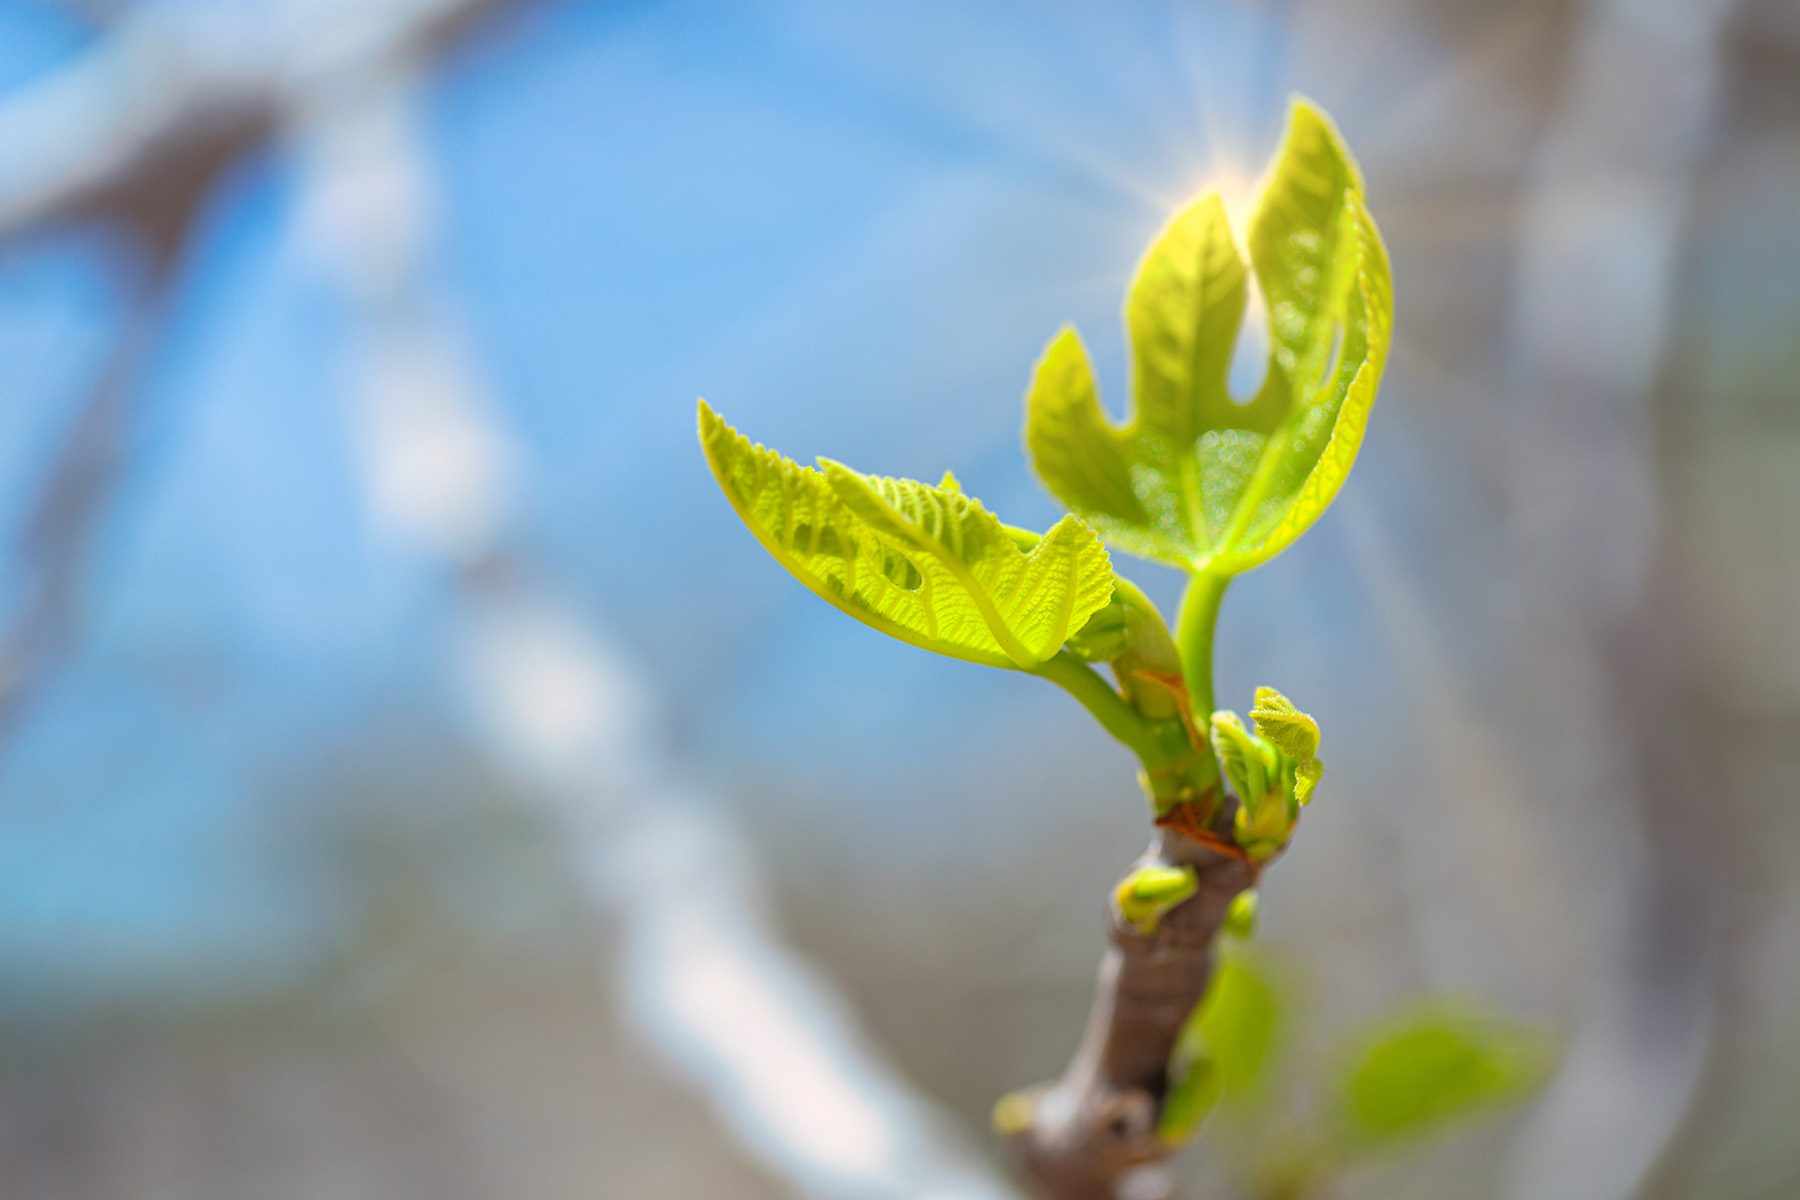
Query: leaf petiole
[[1176, 569, 1230, 727], [1034, 650, 1216, 806], [1032, 652, 1165, 762]]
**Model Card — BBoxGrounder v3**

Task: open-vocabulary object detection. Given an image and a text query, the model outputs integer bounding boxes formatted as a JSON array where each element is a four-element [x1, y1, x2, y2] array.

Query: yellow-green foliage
[[699, 401, 1114, 669], [1025, 98, 1393, 576]]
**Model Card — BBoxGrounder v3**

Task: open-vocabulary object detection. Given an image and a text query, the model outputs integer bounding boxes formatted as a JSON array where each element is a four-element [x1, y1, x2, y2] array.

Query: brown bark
[[1004, 805, 1259, 1200]]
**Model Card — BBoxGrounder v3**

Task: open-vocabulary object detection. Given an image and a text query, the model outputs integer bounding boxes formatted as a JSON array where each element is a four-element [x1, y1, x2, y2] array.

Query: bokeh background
[[0, 1, 1795, 1198]]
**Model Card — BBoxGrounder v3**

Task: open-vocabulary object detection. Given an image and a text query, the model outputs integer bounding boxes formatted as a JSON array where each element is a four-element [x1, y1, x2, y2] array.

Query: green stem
[[1176, 570, 1229, 725], [1035, 651, 1171, 768]]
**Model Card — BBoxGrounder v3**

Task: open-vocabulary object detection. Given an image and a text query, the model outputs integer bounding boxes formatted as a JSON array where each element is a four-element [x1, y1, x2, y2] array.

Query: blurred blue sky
[[0, 0, 1465, 1015]]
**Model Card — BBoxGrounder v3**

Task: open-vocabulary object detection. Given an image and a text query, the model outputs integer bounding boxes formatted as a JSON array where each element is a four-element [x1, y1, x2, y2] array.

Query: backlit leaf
[[1025, 97, 1392, 575], [698, 401, 1114, 669], [1335, 1004, 1553, 1152]]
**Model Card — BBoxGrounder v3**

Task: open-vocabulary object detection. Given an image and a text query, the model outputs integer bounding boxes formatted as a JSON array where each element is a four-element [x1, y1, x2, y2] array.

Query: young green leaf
[[1025, 97, 1393, 575], [1196, 949, 1284, 1095], [1156, 1048, 1221, 1147], [1250, 686, 1322, 804], [698, 401, 1114, 669], [1334, 1004, 1553, 1153], [1063, 589, 1129, 662], [1159, 947, 1284, 1144], [1210, 711, 1275, 818]]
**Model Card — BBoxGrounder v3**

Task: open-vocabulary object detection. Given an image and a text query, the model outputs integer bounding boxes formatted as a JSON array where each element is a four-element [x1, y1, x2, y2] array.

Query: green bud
[[1114, 864, 1200, 933], [1224, 889, 1259, 939], [1213, 688, 1328, 858], [1234, 798, 1292, 862]]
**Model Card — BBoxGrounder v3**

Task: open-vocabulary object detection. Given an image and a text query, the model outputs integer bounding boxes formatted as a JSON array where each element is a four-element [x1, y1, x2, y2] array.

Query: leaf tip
[[1283, 91, 1329, 128], [814, 456, 866, 504], [695, 399, 741, 482], [695, 396, 720, 437], [1173, 185, 1235, 230], [1023, 325, 1104, 470], [1036, 323, 1089, 372], [1280, 92, 1365, 194]]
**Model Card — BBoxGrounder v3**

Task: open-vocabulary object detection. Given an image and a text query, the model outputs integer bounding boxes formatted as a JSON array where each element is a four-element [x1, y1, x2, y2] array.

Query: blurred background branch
[[295, 19, 1021, 1194], [0, 2, 1022, 1196], [0, 0, 491, 745], [1497, 2, 1736, 1196]]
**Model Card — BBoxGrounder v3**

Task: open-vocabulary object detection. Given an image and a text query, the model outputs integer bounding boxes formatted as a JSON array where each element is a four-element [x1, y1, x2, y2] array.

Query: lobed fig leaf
[[699, 401, 1115, 669], [1025, 96, 1393, 576]]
